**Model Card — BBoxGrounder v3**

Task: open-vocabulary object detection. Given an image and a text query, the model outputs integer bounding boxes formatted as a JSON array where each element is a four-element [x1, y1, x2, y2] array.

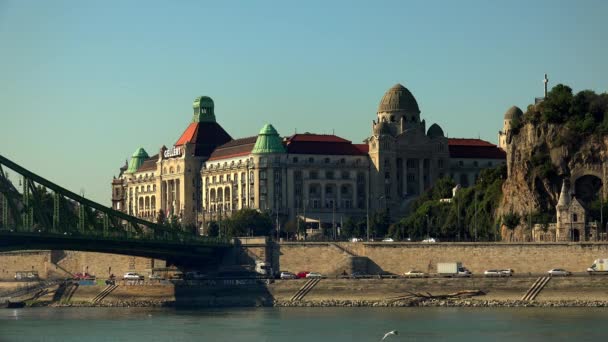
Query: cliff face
[[499, 120, 608, 239]]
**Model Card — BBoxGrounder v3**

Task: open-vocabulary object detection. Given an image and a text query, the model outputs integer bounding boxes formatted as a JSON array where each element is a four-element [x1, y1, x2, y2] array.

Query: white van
[[587, 259, 608, 274]]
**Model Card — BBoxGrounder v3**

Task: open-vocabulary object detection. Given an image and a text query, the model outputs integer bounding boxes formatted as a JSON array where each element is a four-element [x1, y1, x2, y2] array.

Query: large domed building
[[113, 83, 505, 231]]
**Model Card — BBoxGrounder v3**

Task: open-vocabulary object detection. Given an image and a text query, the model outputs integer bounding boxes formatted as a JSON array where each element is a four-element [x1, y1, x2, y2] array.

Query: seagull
[[381, 330, 398, 340]]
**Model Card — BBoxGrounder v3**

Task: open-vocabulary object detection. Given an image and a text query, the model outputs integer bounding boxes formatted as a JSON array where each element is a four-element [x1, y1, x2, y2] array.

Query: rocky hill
[[499, 84, 608, 240]]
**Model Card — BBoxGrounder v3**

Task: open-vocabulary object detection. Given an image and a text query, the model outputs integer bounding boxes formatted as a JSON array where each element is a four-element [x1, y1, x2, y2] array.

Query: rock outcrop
[[499, 119, 608, 240]]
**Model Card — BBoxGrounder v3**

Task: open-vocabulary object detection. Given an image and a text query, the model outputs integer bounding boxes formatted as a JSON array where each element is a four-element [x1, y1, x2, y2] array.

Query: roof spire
[[192, 96, 216, 123]]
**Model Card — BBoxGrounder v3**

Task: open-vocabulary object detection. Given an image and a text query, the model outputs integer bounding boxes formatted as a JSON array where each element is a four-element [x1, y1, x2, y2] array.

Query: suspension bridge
[[0, 154, 231, 265]]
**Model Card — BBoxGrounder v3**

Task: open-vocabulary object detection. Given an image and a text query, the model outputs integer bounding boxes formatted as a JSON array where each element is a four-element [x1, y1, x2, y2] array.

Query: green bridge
[[0, 154, 231, 266]]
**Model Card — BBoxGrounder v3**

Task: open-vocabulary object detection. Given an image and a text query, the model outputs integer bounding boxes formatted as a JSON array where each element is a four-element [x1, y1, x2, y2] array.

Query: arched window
[[169, 167, 174, 174]]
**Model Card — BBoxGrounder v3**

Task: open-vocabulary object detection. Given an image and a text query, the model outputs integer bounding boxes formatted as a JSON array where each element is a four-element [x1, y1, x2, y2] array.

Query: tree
[[341, 216, 363, 238], [156, 209, 166, 225], [206, 221, 219, 237], [223, 209, 273, 237], [370, 210, 390, 238], [502, 212, 520, 242], [284, 219, 298, 240]]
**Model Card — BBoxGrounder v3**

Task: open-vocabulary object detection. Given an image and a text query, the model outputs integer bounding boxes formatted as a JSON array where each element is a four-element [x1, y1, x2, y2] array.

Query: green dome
[[427, 123, 444, 138], [252, 124, 286, 154], [127, 147, 149, 173]]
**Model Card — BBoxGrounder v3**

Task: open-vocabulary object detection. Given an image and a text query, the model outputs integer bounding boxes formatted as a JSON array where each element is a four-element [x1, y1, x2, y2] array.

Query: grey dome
[[378, 84, 420, 114], [427, 123, 444, 138], [504, 106, 523, 120]]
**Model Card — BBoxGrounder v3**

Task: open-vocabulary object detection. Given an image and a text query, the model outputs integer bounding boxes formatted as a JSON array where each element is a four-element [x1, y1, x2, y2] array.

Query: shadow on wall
[[173, 240, 275, 307]]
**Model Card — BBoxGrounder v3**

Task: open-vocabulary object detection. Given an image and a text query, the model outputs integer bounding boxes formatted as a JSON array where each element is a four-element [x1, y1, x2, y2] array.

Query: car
[[484, 270, 504, 277], [185, 271, 206, 280], [548, 268, 571, 276], [351, 271, 371, 279], [280, 271, 297, 279], [296, 271, 310, 279], [123, 272, 144, 280], [404, 270, 428, 278], [73, 272, 95, 280], [500, 269, 514, 276], [351, 237, 363, 242], [421, 238, 437, 243], [382, 238, 394, 242], [306, 272, 325, 279]]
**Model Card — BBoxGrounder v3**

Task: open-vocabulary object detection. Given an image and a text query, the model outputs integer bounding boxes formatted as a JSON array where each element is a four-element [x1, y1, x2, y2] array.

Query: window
[[473, 161, 479, 167], [340, 158, 345, 164], [341, 171, 350, 180], [407, 174, 415, 181], [488, 161, 493, 167], [385, 172, 390, 179], [309, 157, 314, 163], [438, 160, 444, 169], [293, 157, 298, 163], [459, 161, 464, 167], [324, 158, 330, 164], [259, 171, 266, 180], [573, 214, 578, 222], [326, 171, 334, 179], [310, 170, 318, 179], [384, 159, 390, 168]]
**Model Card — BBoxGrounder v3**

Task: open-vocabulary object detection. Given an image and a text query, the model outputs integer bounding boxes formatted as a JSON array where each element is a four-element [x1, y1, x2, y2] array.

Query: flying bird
[[381, 330, 398, 340]]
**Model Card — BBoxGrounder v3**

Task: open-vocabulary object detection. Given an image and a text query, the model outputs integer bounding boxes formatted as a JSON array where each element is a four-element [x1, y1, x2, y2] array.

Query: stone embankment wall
[[276, 242, 608, 275], [3, 242, 608, 280], [0, 250, 161, 280]]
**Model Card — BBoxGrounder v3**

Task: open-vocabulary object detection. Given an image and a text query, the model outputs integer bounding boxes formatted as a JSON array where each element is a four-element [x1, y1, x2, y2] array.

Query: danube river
[[1, 307, 606, 341]]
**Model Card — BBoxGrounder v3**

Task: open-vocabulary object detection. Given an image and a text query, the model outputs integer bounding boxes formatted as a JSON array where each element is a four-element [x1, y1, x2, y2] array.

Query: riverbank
[[37, 298, 608, 308], [5, 276, 608, 309]]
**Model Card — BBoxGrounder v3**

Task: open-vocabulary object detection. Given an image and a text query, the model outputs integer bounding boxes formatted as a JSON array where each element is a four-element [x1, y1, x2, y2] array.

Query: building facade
[[113, 84, 506, 231]]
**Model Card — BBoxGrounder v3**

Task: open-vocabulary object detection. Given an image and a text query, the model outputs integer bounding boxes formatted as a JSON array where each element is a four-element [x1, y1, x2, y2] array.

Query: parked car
[[382, 238, 394, 242], [123, 272, 144, 280], [280, 271, 297, 279], [306, 272, 325, 279], [421, 238, 437, 243], [73, 272, 95, 280], [500, 269, 514, 276], [185, 271, 206, 280], [404, 270, 428, 278], [548, 268, 571, 277], [296, 271, 310, 279], [169, 271, 184, 280], [484, 270, 504, 277], [351, 271, 371, 279], [351, 237, 363, 242]]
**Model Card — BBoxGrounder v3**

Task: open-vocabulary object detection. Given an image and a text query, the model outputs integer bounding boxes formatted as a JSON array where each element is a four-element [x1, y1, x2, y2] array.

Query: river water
[[1, 307, 606, 341]]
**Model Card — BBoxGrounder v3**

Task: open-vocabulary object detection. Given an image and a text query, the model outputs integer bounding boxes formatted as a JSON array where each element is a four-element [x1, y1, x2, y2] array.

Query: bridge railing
[[0, 154, 230, 247]]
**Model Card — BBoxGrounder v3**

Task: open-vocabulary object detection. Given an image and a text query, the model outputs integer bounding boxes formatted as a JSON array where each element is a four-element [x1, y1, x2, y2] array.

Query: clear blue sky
[[1, 0, 607, 205]]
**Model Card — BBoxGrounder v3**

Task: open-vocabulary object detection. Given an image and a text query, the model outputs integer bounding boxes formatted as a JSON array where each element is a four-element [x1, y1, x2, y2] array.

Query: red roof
[[354, 144, 369, 153], [286, 133, 351, 143], [285, 134, 367, 156], [174, 122, 232, 157], [448, 138, 495, 147], [448, 138, 505, 159], [208, 136, 257, 161]]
